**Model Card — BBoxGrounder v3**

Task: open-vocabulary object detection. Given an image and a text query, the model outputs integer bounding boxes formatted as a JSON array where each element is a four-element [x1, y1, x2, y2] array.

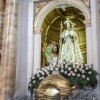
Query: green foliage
[[28, 64, 98, 95]]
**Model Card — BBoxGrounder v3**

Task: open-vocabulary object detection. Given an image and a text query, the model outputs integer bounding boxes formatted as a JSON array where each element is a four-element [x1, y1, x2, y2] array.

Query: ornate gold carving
[[34, 74, 77, 99]]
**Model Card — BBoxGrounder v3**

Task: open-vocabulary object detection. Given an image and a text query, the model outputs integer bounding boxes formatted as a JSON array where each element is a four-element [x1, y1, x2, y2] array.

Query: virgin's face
[[66, 22, 71, 28]]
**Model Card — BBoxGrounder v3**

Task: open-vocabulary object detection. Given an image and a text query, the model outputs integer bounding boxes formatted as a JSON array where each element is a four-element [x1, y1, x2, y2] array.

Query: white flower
[[87, 77, 90, 81], [57, 64, 60, 68], [72, 73, 76, 76], [33, 81, 36, 84], [39, 77, 42, 80], [64, 71, 67, 74], [73, 64, 75, 68], [79, 68, 82, 71], [82, 75, 85, 78], [50, 67, 54, 71], [42, 68, 45, 70], [63, 61, 66, 64], [55, 67, 59, 71], [37, 74, 40, 77], [88, 71, 92, 74], [82, 70, 85, 74], [68, 73, 71, 76], [44, 69, 48, 73], [71, 71, 73, 73], [61, 66, 63, 69], [45, 67, 49, 70], [58, 60, 62, 64], [29, 83, 31, 87], [46, 71, 49, 75], [74, 69, 77, 72], [89, 65, 92, 69], [65, 64, 68, 68], [68, 67, 71, 71], [32, 76, 35, 79], [61, 70, 64, 73], [77, 74, 81, 77], [86, 67, 89, 70]]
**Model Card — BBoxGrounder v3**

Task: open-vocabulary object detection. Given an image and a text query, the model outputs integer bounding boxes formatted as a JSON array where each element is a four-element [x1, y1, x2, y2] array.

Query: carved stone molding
[[83, 20, 91, 27], [34, 27, 43, 34], [34, 0, 90, 29], [82, 0, 90, 8], [35, 1, 49, 15]]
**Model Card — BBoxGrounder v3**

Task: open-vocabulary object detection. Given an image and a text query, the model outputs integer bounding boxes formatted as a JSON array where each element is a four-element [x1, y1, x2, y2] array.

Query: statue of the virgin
[[59, 18, 84, 64]]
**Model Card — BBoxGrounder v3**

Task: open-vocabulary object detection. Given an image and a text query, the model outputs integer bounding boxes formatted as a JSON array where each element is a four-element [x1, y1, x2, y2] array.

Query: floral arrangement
[[28, 62, 98, 95]]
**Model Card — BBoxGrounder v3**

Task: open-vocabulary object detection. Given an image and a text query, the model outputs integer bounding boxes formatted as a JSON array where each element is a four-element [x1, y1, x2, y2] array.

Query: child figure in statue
[[59, 18, 84, 65], [44, 42, 59, 67]]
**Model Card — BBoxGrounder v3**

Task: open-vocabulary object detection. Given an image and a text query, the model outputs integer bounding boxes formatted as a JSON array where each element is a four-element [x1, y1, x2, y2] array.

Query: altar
[[27, 0, 100, 99]]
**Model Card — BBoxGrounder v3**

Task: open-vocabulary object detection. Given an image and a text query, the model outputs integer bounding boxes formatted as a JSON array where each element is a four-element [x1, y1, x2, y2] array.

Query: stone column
[[0, 0, 4, 50], [0, 0, 18, 99], [33, 28, 42, 74], [84, 20, 93, 65]]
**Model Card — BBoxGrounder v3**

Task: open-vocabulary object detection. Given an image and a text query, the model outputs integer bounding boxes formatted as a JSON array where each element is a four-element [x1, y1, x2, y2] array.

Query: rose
[[71, 71, 73, 73], [57, 64, 61, 68], [61, 70, 64, 73], [32, 76, 35, 79], [41, 72, 45, 75], [50, 67, 54, 71], [46, 71, 49, 75], [87, 77, 90, 81], [29, 83, 31, 87], [86, 67, 88, 70], [77, 74, 81, 77], [82, 70, 85, 74], [33, 81, 36, 83], [61, 66, 63, 69], [37, 74, 40, 77], [64, 71, 67, 74], [82, 75, 85, 78], [68, 67, 71, 71], [72, 73, 76, 76], [89, 65, 92, 69], [74, 69, 77, 72], [39, 77, 42, 80], [63, 61, 66, 64], [68, 73, 71, 76], [88, 71, 92, 74], [65, 64, 68, 68], [79, 68, 82, 71], [42, 68, 45, 71], [55, 67, 59, 71]]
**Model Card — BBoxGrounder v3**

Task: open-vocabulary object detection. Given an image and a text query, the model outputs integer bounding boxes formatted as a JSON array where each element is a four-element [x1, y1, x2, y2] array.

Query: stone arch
[[34, 0, 90, 29]]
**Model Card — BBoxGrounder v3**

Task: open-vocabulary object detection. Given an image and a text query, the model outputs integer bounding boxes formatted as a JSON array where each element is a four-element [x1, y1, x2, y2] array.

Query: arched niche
[[33, 0, 92, 73], [34, 0, 90, 29]]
